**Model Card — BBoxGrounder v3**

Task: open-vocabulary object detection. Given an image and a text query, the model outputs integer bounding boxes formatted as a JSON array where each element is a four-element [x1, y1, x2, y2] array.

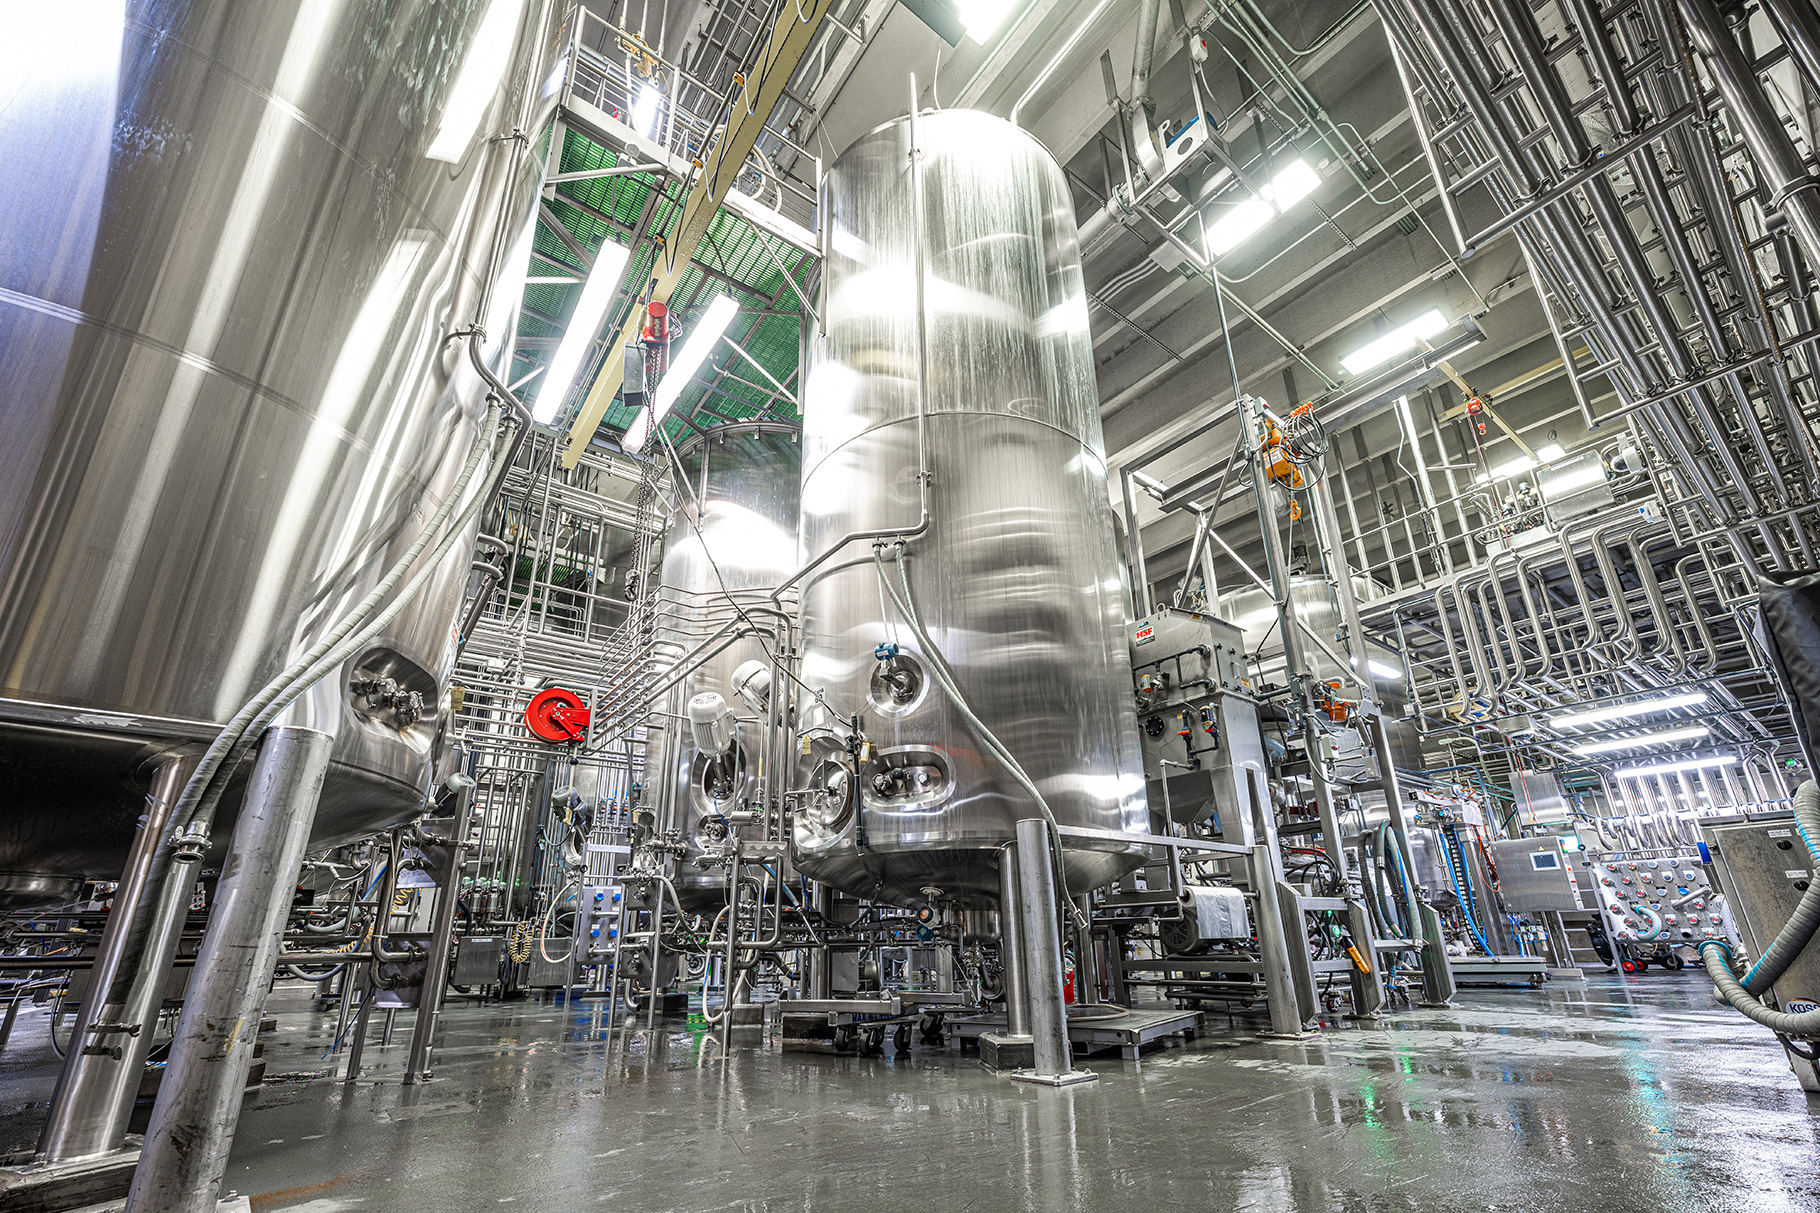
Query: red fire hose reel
[[525, 687, 591, 744]]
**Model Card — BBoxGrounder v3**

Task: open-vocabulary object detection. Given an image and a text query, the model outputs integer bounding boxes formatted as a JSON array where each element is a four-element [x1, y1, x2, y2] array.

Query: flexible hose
[[873, 546, 1088, 933], [1377, 822, 1415, 937], [1700, 781, 1820, 1036], [170, 402, 509, 835], [1439, 829, 1492, 954]]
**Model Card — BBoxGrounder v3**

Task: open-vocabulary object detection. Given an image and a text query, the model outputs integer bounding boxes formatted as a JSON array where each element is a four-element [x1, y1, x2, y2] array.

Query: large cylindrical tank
[[0, 0, 555, 901], [646, 424, 801, 909], [790, 109, 1149, 909]]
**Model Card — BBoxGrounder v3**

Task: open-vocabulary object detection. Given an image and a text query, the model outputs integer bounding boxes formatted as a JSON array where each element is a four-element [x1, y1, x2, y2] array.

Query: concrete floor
[[1, 972, 1816, 1211]]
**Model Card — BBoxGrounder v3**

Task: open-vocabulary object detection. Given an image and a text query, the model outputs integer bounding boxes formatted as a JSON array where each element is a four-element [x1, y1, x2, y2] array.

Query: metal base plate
[[63, 1198, 251, 1213], [1009, 1069, 1099, 1087], [0, 1142, 142, 1213]]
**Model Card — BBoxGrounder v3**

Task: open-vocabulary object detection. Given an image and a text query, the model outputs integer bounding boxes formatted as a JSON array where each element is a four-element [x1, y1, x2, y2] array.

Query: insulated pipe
[[1679, 0, 1820, 275], [127, 726, 336, 1213], [1764, 0, 1820, 102], [1473, 0, 1784, 520], [36, 752, 201, 1163], [1131, 0, 1161, 120]]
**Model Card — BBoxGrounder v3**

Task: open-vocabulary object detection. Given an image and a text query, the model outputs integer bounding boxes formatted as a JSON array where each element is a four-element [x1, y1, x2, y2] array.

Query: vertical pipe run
[[404, 774, 480, 1083], [1011, 819, 1093, 1084], [998, 847, 1030, 1038], [126, 726, 335, 1213], [37, 753, 200, 1163]]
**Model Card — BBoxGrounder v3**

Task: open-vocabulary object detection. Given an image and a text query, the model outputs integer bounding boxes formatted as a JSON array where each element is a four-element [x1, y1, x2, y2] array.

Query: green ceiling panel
[[510, 125, 814, 443]]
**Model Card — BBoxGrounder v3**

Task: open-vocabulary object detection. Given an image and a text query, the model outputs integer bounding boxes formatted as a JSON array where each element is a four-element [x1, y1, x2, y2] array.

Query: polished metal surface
[[37, 753, 199, 1163], [0, 0, 554, 889], [127, 725, 336, 1213], [791, 109, 1148, 908], [646, 424, 801, 908]]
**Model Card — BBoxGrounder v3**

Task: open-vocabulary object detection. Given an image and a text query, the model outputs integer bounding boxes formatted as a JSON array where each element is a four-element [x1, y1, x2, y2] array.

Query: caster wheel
[[894, 1024, 912, 1054], [1636, 958, 1650, 972], [860, 1027, 885, 1056], [1620, 958, 1640, 974], [1664, 953, 1685, 971], [918, 1012, 946, 1046], [833, 1026, 856, 1053]]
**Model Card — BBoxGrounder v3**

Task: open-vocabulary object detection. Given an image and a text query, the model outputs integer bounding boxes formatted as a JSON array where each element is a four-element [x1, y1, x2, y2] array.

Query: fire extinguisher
[[1062, 956, 1076, 1004]]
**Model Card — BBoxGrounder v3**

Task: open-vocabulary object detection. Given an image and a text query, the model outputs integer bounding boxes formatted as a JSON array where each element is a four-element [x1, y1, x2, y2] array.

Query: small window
[[1530, 852, 1560, 871]]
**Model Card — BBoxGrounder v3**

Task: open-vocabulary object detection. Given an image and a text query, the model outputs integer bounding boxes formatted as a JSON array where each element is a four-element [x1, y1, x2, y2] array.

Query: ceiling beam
[[561, 0, 836, 468]]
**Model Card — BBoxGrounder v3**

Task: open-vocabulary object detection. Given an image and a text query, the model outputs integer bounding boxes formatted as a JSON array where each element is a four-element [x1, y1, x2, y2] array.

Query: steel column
[[36, 753, 199, 1163], [1010, 819, 1095, 1086], [998, 847, 1030, 1038], [405, 774, 481, 1083], [126, 726, 335, 1213]]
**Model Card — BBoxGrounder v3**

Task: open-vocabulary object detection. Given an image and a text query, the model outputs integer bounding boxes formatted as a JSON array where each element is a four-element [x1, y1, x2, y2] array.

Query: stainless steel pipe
[[36, 753, 200, 1163], [999, 847, 1031, 1039], [1011, 819, 1093, 1085], [127, 726, 335, 1213]]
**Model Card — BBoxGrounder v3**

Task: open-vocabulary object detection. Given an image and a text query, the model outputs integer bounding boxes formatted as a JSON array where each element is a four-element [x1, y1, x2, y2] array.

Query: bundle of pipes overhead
[[8, 0, 1820, 1209]]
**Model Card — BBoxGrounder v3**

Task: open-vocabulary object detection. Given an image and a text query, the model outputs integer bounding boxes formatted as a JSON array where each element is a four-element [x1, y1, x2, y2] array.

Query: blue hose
[[1440, 830, 1493, 954]]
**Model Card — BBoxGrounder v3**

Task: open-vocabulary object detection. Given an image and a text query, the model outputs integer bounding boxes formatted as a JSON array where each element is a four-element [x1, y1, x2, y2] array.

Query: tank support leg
[[37, 751, 200, 1163], [999, 847, 1030, 1038], [126, 726, 334, 1213], [1009, 819, 1096, 1087], [404, 775, 479, 1083]]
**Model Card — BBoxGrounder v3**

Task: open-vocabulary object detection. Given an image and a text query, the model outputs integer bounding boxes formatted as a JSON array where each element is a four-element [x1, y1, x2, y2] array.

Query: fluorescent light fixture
[[959, 0, 1018, 42], [622, 294, 740, 449], [633, 83, 662, 137], [1339, 308, 1448, 375], [1572, 725, 1709, 756], [1551, 691, 1707, 729], [530, 240, 631, 425], [1474, 455, 1537, 485], [1205, 159, 1323, 256], [1616, 754, 1740, 779], [426, 0, 525, 162], [1536, 442, 1566, 462], [1367, 659, 1404, 681]]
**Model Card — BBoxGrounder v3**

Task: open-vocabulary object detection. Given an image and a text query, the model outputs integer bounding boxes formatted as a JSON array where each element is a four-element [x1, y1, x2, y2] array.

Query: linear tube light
[[1340, 309, 1448, 375], [530, 240, 632, 425], [633, 83, 662, 137], [960, 0, 1018, 42], [1615, 754, 1740, 779], [1572, 725, 1709, 756], [1551, 691, 1707, 729], [1475, 455, 1535, 484], [426, 0, 525, 162], [622, 294, 740, 449], [1205, 159, 1322, 256]]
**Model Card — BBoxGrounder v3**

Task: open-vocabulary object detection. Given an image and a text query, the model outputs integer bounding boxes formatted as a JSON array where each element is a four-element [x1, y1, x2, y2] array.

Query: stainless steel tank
[[645, 423, 801, 909], [0, 0, 555, 901], [790, 109, 1149, 909]]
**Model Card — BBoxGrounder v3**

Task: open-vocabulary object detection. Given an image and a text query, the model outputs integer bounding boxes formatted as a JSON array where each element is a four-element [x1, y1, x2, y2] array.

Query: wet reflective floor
[[1, 972, 1816, 1211]]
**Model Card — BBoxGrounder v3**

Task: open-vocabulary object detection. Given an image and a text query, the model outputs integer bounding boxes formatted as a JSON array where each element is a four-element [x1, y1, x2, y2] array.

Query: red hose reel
[[525, 687, 591, 744]]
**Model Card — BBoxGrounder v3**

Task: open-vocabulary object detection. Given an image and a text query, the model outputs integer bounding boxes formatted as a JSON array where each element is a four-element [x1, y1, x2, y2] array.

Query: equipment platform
[[1448, 955, 1553, 987], [949, 1006, 1204, 1061]]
